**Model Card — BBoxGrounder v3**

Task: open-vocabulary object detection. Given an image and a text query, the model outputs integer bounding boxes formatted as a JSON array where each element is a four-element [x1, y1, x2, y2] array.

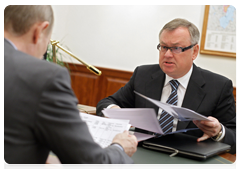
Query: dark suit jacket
[[97, 64, 236, 152], [4, 39, 133, 164]]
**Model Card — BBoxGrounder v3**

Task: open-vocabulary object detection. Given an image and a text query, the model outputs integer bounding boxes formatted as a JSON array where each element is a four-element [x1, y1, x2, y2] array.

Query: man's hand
[[193, 116, 222, 142], [103, 105, 121, 117], [112, 131, 138, 157], [110, 105, 121, 109]]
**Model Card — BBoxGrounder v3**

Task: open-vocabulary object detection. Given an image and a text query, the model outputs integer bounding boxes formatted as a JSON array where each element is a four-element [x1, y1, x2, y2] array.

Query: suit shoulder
[[131, 64, 163, 81], [5, 48, 68, 86], [197, 66, 231, 82], [15, 49, 66, 74], [135, 64, 161, 73]]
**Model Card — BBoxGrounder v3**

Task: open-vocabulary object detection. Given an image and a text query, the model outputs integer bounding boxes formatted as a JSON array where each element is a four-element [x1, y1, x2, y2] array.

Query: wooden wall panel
[[70, 72, 99, 106], [66, 63, 236, 107], [105, 77, 129, 97], [233, 87, 236, 104], [233, 87, 238, 113], [67, 63, 132, 107]]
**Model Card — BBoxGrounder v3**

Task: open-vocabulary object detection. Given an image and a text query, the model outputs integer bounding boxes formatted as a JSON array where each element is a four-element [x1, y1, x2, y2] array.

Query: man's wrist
[[107, 104, 118, 109], [211, 124, 225, 142], [110, 143, 124, 151]]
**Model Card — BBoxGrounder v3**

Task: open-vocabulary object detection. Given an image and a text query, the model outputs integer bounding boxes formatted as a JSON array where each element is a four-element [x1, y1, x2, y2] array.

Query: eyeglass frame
[[157, 43, 197, 54]]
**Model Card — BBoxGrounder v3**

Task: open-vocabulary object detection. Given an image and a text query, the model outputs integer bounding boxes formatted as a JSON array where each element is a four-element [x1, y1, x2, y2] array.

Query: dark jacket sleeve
[[207, 79, 236, 154], [213, 79, 236, 149], [35, 67, 133, 164]]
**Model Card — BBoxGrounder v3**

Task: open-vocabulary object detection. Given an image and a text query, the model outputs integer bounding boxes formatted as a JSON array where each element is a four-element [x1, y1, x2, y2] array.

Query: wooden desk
[[77, 104, 96, 114], [219, 153, 236, 163], [46, 104, 236, 163]]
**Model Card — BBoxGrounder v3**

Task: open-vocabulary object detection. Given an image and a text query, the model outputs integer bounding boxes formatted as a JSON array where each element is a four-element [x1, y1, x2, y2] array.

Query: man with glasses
[[96, 18, 236, 153]]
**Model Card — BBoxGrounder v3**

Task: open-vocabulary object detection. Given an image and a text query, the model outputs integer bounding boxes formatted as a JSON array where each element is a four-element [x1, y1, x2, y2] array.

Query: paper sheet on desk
[[103, 108, 163, 134], [79, 112, 130, 148], [134, 91, 211, 121]]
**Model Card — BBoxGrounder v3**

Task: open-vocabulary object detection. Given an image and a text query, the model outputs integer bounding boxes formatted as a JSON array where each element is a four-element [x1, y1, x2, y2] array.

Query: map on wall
[[205, 5, 236, 52], [200, 5, 236, 58]]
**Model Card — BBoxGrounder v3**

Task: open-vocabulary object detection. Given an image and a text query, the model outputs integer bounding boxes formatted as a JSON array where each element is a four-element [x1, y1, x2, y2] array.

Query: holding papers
[[103, 108, 163, 134], [102, 91, 211, 141], [102, 108, 198, 141], [134, 91, 211, 122], [80, 112, 131, 148]]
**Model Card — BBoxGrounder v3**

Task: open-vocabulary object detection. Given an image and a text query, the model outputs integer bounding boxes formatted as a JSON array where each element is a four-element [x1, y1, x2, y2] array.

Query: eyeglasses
[[157, 43, 197, 54]]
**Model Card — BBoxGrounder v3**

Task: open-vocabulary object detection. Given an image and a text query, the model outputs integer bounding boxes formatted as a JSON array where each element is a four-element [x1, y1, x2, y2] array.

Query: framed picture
[[200, 5, 236, 58]]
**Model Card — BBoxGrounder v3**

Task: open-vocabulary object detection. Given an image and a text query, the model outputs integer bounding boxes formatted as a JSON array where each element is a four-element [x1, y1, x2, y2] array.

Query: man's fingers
[[197, 133, 210, 142], [130, 134, 138, 145]]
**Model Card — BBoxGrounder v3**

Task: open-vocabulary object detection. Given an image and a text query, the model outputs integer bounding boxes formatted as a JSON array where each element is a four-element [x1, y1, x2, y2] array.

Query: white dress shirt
[[157, 66, 193, 132]]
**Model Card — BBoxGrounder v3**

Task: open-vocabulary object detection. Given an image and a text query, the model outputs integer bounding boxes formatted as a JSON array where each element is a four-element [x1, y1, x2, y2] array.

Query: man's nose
[[164, 48, 173, 57]]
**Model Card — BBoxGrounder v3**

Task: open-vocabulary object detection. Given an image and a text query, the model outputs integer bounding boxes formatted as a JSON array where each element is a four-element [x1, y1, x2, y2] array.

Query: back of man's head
[[4, 5, 54, 36]]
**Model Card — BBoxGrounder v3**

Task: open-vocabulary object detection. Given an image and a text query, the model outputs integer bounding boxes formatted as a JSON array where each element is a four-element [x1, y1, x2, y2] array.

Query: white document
[[132, 132, 155, 141], [103, 108, 163, 134], [79, 112, 130, 148], [102, 108, 199, 137], [134, 91, 211, 121]]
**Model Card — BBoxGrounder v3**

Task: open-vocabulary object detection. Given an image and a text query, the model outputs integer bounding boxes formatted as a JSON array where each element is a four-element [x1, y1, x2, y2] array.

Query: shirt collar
[[5, 38, 18, 50], [164, 65, 193, 89]]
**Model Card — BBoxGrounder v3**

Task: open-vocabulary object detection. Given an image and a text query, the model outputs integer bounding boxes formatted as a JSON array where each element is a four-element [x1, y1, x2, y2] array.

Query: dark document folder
[[142, 133, 231, 160]]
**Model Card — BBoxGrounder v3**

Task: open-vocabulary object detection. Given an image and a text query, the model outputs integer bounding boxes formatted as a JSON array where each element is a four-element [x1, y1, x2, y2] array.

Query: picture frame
[[200, 5, 236, 58]]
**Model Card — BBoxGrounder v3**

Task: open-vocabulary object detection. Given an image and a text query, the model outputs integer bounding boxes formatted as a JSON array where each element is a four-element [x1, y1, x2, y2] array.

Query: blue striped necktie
[[159, 80, 180, 134]]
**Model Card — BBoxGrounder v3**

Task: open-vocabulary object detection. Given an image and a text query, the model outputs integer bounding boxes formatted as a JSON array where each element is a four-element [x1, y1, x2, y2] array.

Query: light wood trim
[[200, 5, 236, 58], [77, 104, 96, 115]]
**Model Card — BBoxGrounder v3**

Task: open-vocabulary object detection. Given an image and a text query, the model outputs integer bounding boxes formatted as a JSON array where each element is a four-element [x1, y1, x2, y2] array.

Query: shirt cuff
[[110, 143, 124, 151], [107, 104, 118, 109], [212, 123, 225, 142]]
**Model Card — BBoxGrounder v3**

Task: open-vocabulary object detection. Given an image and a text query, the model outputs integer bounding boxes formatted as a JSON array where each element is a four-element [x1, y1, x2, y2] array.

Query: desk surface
[[46, 104, 235, 164], [132, 146, 233, 164], [77, 104, 96, 114], [47, 146, 234, 164]]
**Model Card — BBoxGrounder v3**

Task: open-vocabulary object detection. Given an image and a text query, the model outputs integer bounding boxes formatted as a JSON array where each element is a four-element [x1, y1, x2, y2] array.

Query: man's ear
[[192, 44, 199, 60], [32, 21, 49, 44]]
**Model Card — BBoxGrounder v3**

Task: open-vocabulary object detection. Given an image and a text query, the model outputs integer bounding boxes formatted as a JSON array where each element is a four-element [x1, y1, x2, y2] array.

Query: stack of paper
[[79, 112, 131, 148]]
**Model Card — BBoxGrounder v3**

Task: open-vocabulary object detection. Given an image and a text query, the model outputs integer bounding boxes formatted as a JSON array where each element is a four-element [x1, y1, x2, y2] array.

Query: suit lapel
[[142, 64, 206, 128], [145, 69, 165, 115], [177, 64, 206, 130]]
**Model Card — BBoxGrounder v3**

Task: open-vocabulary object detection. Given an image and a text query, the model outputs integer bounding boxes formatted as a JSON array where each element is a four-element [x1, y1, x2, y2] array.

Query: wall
[[51, 5, 236, 86]]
